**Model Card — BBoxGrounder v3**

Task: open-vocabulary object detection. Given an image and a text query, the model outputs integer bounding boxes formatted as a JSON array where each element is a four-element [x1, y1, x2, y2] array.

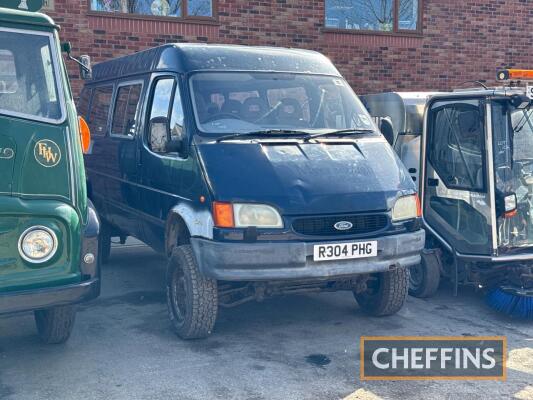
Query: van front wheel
[[34, 305, 76, 344], [409, 250, 441, 298], [354, 267, 408, 316], [166, 245, 218, 339]]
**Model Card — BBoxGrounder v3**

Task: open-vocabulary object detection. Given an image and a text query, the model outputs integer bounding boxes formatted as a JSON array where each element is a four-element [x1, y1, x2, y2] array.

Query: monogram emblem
[[18, 0, 29, 9], [334, 221, 353, 231], [34, 140, 61, 167], [0, 147, 14, 159]]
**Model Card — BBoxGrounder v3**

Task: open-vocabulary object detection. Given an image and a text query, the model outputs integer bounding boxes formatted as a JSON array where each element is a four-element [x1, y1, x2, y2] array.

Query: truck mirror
[[80, 55, 92, 80], [379, 117, 394, 146], [496, 191, 517, 218], [61, 42, 72, 54], [62, 42, 92, 80]]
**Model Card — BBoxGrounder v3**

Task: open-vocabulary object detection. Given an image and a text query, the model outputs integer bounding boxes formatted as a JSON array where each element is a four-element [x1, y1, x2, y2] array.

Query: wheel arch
[[165, 203, 214, 257]]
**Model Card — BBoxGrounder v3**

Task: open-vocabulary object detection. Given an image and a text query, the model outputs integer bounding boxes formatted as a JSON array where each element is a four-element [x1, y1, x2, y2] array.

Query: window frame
[[110, 80, 144, 140], [0, 27, 66, 125], [427, 98, 488, 194], [87, 0, 218, 23], [145, 74, 186, 157], [323, 0, 423, 36]]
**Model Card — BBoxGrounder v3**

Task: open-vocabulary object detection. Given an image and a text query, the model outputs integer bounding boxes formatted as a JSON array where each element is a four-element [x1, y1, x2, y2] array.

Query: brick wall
[[46, 0, 533, 98]]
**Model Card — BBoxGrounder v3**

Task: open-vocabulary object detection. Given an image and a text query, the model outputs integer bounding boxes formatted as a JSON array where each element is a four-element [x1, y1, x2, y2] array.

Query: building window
[[90, 0, 214, 19], [325, 0, 420, 33]]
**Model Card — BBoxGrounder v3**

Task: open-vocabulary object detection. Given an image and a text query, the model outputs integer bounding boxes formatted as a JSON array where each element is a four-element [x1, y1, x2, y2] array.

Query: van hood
[[196, 139, 416, 215], [0, 116, 71, 200]]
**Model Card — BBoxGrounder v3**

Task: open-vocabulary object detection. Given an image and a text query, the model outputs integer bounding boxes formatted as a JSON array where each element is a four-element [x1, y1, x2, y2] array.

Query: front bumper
[[192, 230, 425, 281], [0, 278, 100, 315]]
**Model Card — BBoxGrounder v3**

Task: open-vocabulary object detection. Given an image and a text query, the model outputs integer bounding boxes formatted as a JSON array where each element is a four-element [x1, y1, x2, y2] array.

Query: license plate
[[313, 241, 378, 262]]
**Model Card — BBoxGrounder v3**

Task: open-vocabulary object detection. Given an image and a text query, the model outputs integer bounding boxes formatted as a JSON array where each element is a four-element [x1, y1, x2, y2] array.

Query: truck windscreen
[[0, 29, 62, 123]]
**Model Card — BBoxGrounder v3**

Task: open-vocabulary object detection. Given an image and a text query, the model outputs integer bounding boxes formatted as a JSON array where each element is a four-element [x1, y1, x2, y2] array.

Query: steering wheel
[[204, 113, 243, 123]]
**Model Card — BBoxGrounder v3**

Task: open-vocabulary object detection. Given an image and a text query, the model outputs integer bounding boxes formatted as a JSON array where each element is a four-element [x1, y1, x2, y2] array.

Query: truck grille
[[292, 214, 388, 236]]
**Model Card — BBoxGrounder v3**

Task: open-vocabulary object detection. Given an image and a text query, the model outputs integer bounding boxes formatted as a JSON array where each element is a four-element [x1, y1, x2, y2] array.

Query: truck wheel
[[354, 267, 408, 316], [409, 250, 441, 298], [99, 220, 111, 265], [34, 306, 76, 344], [166, 245, 218, 339]]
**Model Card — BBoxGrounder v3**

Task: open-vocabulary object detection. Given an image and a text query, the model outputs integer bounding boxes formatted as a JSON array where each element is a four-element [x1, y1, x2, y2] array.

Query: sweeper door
[[423, 97, 494, 256]]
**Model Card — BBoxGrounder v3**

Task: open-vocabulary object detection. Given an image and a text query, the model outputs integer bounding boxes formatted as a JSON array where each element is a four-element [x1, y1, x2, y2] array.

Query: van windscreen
[[189, 72, 375, 135], [0, 29, 62, 123]]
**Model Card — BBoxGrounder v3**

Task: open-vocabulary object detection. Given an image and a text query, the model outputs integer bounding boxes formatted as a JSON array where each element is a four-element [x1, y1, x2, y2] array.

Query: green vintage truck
[[0, 0, 100, 343]]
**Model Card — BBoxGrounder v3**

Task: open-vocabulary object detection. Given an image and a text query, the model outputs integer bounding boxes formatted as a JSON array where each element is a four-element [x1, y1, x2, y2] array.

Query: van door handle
[[427, 178, 439, 187]]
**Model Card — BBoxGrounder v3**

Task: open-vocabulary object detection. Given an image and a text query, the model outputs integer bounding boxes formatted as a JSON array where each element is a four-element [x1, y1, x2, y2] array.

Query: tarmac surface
[[0, 242, 532, 400]]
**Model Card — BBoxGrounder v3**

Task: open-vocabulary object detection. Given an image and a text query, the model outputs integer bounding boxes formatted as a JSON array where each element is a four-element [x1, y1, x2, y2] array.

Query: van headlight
[[392, 195, 421, 222], [213, 202, 283, 228], [18, 226, 58, 263], [234, 204, 283, 228]]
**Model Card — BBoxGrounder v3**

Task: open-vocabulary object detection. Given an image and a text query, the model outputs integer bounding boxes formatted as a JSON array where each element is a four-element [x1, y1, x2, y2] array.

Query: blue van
[[80, 44, 425, 339]]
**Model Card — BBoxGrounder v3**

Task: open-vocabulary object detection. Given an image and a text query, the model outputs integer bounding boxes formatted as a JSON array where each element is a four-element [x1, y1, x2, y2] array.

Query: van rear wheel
[[34, 305, 76, 344], [354, 268, 408, 316], [166, 245, 218, 339]]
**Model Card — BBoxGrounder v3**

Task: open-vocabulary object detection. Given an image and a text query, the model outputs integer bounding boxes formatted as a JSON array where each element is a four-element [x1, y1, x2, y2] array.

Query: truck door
[[423, 98, 494, 256]]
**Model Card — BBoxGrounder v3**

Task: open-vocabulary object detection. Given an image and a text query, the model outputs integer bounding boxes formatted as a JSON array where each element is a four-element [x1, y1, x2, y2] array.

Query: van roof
[[0, 7, 57, 30], [90, 43, 341, 82]]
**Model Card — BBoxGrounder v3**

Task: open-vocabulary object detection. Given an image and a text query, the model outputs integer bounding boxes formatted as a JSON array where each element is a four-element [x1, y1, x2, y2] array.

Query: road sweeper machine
[[362, 69, 533, 318]]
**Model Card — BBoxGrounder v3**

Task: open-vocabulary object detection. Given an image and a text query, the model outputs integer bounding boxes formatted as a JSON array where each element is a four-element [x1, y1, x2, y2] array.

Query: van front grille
[[292, 214, 388, 236]]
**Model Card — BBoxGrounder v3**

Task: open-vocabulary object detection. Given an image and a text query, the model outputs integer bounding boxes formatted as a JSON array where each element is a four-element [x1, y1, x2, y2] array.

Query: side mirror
[[149, 117, 186, 155], [496, 191, 517, 218], [379, 117, 394, 146], [79, 55, 92, 80], [149, 117, 171, 153], [62, 42, 92, 80]]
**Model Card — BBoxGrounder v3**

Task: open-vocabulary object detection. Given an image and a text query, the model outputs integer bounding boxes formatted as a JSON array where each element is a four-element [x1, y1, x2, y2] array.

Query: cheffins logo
[[0, 147, 14, 159], [34, 140, 61, 167]]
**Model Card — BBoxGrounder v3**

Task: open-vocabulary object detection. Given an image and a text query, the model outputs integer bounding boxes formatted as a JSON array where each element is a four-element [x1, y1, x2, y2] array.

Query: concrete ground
[[0, 242, 532, 400]]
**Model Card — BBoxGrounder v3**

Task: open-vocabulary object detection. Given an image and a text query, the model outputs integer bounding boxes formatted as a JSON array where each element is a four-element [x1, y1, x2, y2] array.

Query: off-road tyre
[[354, 267, 409, 316], [166, 245, 218, 339], [99, 220, 111, 265], [34, 306, 76, 344], [409, 250, 441, 298]]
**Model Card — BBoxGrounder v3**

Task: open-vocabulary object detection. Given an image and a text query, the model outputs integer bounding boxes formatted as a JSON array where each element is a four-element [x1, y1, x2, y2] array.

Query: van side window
[[148, 78, 186, 154], [89, 85, 113, 135], [77, 87, 92, 117], [111, 84, 142, 137]]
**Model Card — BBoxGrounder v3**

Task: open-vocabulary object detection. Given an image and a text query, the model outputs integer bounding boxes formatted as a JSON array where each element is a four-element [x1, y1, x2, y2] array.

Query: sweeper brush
[[486, 287, 533, 320]]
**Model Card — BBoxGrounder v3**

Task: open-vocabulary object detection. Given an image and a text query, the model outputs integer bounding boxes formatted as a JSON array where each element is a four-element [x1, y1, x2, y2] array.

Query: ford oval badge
[[334, 221, 353, 231]]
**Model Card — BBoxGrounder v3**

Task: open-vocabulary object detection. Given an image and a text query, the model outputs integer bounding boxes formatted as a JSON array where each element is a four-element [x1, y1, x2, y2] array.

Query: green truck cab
[[0, 1, 100, 343]]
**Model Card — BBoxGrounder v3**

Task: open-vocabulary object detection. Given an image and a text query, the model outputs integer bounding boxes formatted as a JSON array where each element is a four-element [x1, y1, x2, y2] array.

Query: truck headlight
[[18, 226, 58, 263], [213, 202, 283, 228], [392, 195, 421, 222]]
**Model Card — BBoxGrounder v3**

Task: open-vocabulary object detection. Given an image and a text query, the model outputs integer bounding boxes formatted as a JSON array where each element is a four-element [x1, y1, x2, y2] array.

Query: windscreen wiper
[[215, 129, 312, 142], [304, 128, 375, 141]]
